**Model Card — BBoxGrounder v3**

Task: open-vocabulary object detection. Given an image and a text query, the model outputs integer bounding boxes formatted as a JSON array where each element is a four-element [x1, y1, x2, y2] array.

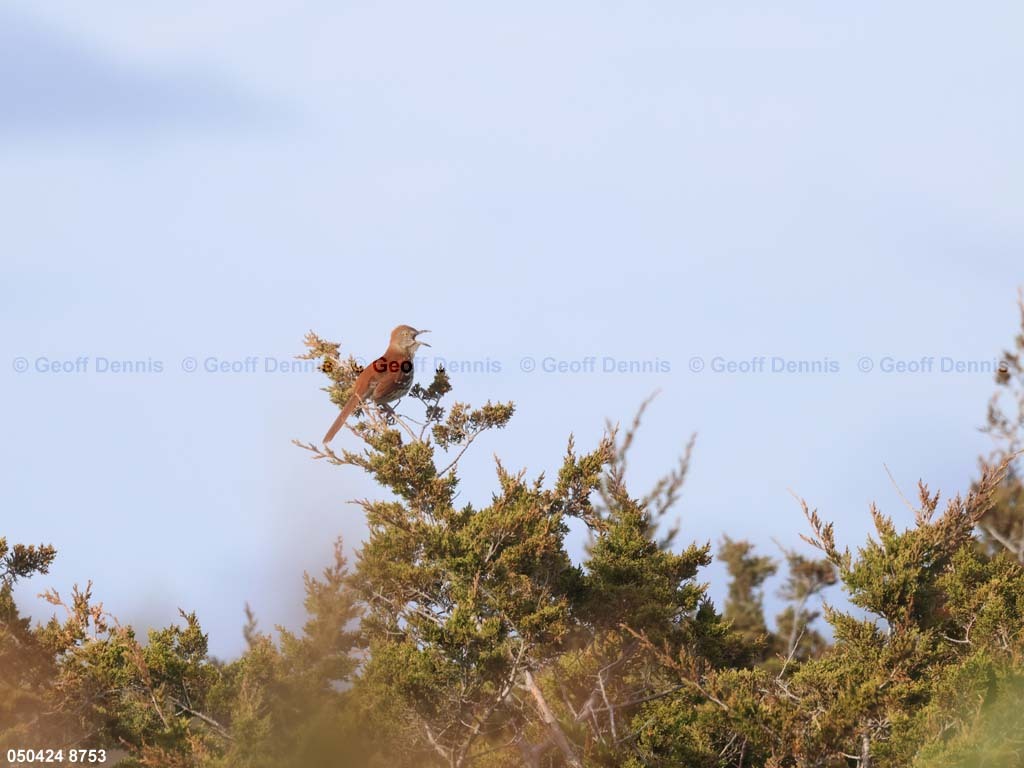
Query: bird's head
[[390, 325, 430, 355]]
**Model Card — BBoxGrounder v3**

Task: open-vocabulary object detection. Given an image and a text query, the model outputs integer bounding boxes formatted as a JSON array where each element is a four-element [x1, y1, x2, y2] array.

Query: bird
[[323, 325, 430, 444]]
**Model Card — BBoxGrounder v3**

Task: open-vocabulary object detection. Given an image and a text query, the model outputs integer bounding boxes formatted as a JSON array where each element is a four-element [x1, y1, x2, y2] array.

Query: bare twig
[[170, 699, 234, 741]]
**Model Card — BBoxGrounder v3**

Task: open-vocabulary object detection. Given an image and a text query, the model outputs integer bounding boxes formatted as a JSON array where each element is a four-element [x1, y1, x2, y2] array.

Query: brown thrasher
[[322, 325, 430, 443]]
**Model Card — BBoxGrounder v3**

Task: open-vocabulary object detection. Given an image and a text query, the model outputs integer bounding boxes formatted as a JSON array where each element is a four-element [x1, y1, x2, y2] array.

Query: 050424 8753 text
[[6, 748, 107, 764]]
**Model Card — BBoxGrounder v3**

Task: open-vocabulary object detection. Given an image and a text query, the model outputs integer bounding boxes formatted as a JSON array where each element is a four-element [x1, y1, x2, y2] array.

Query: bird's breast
[[367, 355, 415, 403]]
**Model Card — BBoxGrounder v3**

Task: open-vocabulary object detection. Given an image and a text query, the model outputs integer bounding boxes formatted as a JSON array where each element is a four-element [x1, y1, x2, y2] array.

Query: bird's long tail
[[323, 394, 361, 444]]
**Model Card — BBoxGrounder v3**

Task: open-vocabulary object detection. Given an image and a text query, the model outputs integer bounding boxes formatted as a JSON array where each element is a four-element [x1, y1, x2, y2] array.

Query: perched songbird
[[323, 325, 430, 443]]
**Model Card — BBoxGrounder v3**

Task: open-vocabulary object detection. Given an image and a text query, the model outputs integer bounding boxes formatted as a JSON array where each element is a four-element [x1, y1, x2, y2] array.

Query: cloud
[[0, 10, 274, 137]]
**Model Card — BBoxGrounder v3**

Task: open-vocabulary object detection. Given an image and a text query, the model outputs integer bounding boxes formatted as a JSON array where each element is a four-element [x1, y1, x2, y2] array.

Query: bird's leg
[[378, 403, 397, 423], [377, 400, 420, 443]]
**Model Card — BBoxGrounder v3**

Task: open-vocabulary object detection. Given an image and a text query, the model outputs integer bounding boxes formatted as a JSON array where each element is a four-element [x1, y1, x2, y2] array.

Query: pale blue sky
[[2, 2, 1021, 657]]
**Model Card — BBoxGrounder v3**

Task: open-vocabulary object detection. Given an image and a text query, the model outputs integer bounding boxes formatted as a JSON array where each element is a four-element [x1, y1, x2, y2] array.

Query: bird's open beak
[[415, 329, 431, 347]]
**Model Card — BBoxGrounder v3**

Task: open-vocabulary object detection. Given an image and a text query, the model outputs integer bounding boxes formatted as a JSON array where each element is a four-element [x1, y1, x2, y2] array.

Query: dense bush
[[4, 304, 1024, 767]]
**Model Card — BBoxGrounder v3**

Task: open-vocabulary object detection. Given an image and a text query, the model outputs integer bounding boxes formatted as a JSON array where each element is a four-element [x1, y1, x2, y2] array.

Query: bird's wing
[[368, 360, 414, 403]]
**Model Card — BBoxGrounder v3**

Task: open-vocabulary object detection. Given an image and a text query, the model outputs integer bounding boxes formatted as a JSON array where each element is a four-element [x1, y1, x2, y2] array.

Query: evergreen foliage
[[3, 312, 1024, 766]]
